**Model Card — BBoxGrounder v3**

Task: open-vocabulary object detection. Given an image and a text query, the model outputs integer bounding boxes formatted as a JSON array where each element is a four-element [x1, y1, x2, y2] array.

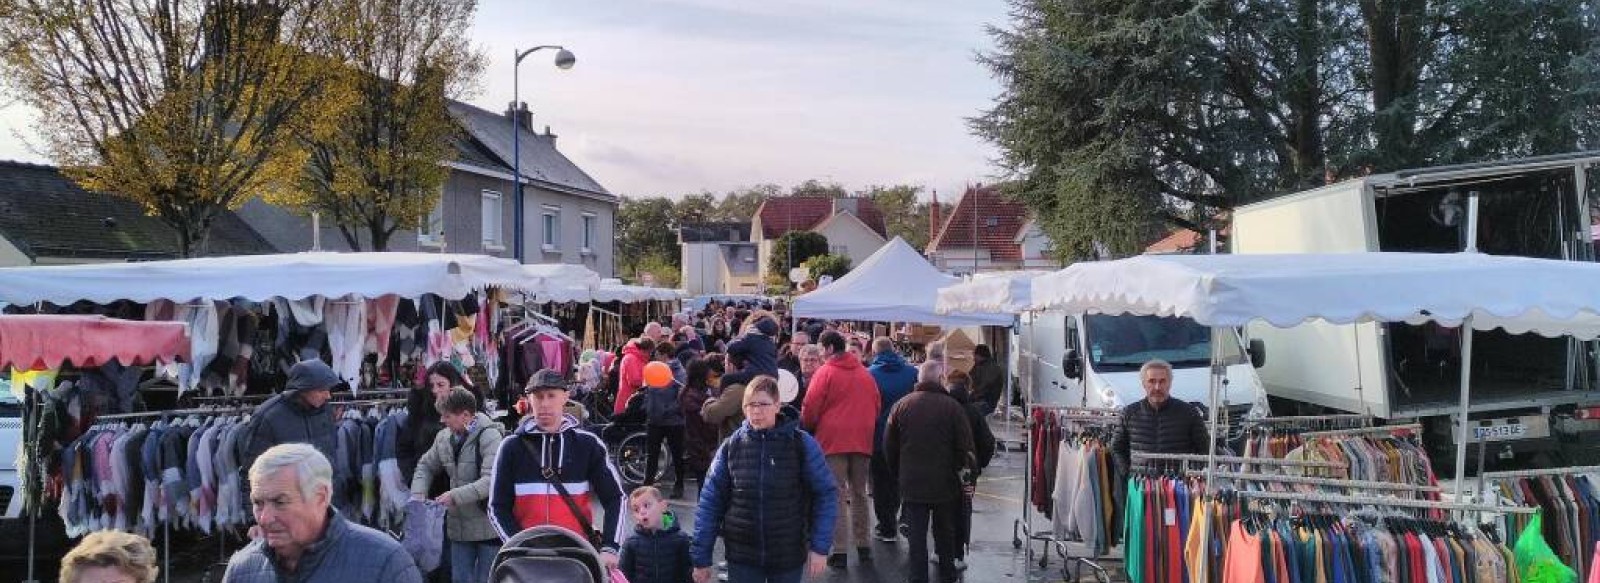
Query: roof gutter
[[443, 161, 618, 203]]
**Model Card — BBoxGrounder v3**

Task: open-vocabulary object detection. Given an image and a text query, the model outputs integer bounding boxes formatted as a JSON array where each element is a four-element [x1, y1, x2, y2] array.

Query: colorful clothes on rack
[[1496, 473, 1600, 577]]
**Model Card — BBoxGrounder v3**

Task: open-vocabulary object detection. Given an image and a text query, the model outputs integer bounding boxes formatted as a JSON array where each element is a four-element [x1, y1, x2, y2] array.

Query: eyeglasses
[[743, 401, 776, 410]]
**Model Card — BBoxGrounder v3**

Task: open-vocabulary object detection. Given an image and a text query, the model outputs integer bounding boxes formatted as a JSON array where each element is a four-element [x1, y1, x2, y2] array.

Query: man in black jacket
[[884, 381, 974, 583], [1109, 359, 1210, 476]]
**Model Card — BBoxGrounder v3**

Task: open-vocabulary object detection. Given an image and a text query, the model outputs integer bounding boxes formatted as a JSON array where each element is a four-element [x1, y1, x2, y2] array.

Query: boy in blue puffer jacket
[[620, 486, 692, 583]]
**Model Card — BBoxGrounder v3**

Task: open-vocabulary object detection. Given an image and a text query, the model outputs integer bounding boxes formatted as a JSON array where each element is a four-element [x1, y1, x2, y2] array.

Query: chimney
[[929, 189, 941, 246], [505, 101, 533, 131], [543, 124, 557, 148]]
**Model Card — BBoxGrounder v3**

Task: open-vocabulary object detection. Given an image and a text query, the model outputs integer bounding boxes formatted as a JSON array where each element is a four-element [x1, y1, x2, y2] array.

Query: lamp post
[[511, 45, 575, 262]]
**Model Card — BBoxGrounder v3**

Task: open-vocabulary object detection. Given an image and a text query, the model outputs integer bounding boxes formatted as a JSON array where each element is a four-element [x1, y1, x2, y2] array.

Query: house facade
[[0, 160, 277, 267], [238, 100, 619, 275], [749, 196, 889, 279], [678, 222, 761, 295], [927, 185, 1062, 273]]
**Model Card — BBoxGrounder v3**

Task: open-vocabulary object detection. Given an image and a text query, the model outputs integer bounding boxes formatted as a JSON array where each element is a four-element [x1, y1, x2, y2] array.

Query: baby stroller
[[490, 525, 605, 583]]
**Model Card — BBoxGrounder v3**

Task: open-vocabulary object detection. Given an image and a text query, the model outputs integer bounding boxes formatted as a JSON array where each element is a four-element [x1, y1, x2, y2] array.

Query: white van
[[1020, 312, 1270, 428]]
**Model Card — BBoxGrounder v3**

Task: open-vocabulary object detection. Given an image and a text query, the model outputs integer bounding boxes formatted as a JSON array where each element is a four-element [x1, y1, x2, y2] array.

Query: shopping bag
[[1516, 512, 1577, 583]]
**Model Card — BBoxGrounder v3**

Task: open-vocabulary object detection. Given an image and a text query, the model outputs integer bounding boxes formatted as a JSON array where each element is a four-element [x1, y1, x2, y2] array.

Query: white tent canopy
[[529, 272, 686, 304], [0, 252, 554, 305], [522, 264, 604, 303], [793, 237, 1012, 326], [1029, 252, 1600, 339], [935, 270, 1053, 315]]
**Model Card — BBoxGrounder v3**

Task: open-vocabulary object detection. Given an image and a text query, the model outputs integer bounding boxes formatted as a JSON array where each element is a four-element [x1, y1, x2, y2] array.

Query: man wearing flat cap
[[489, 369, 627, 570]]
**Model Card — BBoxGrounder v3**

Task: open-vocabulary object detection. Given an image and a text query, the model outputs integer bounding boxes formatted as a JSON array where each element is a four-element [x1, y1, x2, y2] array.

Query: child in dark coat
[[619, 486, 692, 583]]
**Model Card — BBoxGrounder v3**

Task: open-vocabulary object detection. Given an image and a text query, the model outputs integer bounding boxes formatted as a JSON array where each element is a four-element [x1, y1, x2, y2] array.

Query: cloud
[[0, 0, 1014, 202]]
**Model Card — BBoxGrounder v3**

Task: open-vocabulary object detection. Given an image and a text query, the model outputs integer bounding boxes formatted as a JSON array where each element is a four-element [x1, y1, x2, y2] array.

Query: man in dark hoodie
[[240, 359, 342, 485], [865, 337, 917, 542]]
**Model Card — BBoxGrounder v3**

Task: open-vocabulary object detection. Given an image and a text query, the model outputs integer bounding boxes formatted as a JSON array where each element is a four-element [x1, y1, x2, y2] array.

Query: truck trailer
[[1231, 151, 1600, 468]]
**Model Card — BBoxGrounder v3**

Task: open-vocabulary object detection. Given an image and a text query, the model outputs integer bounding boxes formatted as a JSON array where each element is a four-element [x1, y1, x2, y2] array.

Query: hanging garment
[[1223, 520, 1266, 583], [325, 295, 367, 390]]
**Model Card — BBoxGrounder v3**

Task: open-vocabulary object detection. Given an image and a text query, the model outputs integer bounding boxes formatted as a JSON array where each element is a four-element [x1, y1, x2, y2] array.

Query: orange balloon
[[643, 361, 674, 388]]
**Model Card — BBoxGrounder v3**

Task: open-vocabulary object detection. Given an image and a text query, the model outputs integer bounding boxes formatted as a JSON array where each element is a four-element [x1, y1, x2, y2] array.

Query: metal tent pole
[[1204, 327, 1223, 495], [1454, 193, 1480, 504]]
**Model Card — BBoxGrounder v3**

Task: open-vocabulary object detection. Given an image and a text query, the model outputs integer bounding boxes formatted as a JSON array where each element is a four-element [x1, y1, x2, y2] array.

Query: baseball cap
[[523, 369, 569, 394]]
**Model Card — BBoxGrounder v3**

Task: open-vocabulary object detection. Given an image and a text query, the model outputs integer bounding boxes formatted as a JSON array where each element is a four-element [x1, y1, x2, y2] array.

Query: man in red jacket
[[800, 330, 882, 569]]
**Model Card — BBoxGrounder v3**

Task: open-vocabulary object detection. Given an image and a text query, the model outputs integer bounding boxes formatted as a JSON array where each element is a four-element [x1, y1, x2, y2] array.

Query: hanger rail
[[1228, 488, 1535, 514], [1209, 471, 1441, 493], [1300, 422, 1423, 439], [1480, 464, 1600, 480], [1132, 452, 1347, 469], [95, 406, 254, 421]]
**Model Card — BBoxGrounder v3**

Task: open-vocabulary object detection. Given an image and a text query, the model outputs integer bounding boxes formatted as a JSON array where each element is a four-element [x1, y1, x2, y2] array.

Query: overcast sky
[[0, 0, 1011, 202]]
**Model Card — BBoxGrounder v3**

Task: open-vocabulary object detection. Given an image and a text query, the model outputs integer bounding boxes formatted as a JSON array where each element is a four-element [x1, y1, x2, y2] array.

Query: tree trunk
[[339, 226, 365, 252], [1287, 0, 1326, 186], [175, 211, 215, 258], [1361, 0, 1430, 170], [369, 217, 393, 252]]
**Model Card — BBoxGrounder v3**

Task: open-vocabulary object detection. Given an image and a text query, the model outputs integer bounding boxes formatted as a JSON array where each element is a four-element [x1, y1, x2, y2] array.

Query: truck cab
[[1023, 312, 1270, 429]]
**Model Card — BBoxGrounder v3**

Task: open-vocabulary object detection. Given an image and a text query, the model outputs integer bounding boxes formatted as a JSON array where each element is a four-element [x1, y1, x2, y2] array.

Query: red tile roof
[[1144, 225, 1230, 253], [754, 196, 888, 239], [928, 185, 1030, 261]]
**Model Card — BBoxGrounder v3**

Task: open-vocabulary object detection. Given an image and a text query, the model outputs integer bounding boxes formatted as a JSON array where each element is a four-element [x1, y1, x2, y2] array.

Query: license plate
[[1474, 424, 1526, 441], [1453, 415, 1550, 444]]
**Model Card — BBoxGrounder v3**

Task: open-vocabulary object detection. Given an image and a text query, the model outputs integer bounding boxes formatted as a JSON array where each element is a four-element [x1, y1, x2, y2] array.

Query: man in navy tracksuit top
[[489, 369, 627, 569]]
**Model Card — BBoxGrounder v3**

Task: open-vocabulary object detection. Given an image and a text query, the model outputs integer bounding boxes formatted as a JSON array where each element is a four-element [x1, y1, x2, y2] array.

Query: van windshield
[[1084, 315, 1227, 371]]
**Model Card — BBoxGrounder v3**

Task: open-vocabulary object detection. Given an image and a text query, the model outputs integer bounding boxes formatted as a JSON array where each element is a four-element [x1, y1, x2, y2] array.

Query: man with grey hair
[[1108, 359, 1209, 476], [224, 444, 420, 583]]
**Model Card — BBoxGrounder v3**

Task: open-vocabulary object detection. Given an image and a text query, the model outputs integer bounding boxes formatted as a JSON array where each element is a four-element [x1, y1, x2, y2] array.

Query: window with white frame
[[581, 213, 597, 253], [418, 191, 445, 246], [541, 206, 560, 250], [480, 190, 503, 248]]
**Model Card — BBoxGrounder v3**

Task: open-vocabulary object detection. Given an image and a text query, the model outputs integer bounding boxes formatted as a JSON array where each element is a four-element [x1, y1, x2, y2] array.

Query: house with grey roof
[[237, 99, 619, 275], [0, 160, 277, 266]]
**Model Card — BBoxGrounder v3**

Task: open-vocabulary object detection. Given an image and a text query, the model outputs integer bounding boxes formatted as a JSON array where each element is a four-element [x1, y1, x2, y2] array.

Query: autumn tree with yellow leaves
[[295, 0, 483, 251], [0, 0, 344, 257]]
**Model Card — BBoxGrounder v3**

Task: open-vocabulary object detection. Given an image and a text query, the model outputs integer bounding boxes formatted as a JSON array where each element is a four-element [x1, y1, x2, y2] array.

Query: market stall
[[793, 237, 1011, 327], [0, 315, 191, 583], [938, 251, 1600, 579]]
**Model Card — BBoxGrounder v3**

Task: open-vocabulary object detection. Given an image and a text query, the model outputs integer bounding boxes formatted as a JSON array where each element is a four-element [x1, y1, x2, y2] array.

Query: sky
[[0, 0, 1013, 202]]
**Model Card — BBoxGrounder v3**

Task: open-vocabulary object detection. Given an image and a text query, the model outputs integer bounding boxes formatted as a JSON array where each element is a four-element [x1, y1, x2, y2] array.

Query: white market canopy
[[935, 270, 1053, 315], [1028, 252, 1600, 339], [522, 263, 604, 303], [529, 272, 686, 304], [0, 252, 555, 305], [793, 237, 1013, 327]]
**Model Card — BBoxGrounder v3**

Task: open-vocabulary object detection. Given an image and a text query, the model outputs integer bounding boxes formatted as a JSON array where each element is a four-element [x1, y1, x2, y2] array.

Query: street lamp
[[511, 45, 576, 262]]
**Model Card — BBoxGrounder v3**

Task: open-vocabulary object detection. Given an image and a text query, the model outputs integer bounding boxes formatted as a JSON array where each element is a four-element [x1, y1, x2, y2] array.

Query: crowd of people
[[55, 299, 1007, 583]]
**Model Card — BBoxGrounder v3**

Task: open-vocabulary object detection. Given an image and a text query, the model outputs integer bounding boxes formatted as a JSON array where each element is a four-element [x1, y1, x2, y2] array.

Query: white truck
[[1019, 311, 1271, 429], [1231, 151, 1600, 467]]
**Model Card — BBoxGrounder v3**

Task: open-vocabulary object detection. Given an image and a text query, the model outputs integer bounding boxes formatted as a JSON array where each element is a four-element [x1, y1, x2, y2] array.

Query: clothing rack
[[1246, 413, 1374, 427], [1478, 464, 1600, 480], [1131, 452, 1347, 469], [1298, 422, 1422, 439], [1014, 405, 1121, 577], [1208, 471, 1441, 494], [95, 406, 255, 422], [1229, 488, 1536, 515]]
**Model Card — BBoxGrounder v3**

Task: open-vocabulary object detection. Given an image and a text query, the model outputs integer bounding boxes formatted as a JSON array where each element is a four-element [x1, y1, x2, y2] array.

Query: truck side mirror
[[1063, 350, 1083, 379], [1248, 339, 1266, 369]]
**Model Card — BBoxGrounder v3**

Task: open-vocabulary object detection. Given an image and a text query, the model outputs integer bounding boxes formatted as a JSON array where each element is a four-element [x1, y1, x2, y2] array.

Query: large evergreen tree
[[975, 0, 1600, 259]]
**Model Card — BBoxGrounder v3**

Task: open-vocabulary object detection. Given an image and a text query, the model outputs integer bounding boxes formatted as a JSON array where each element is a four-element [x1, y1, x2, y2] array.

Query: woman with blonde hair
[[60, 531, 158, 583]]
